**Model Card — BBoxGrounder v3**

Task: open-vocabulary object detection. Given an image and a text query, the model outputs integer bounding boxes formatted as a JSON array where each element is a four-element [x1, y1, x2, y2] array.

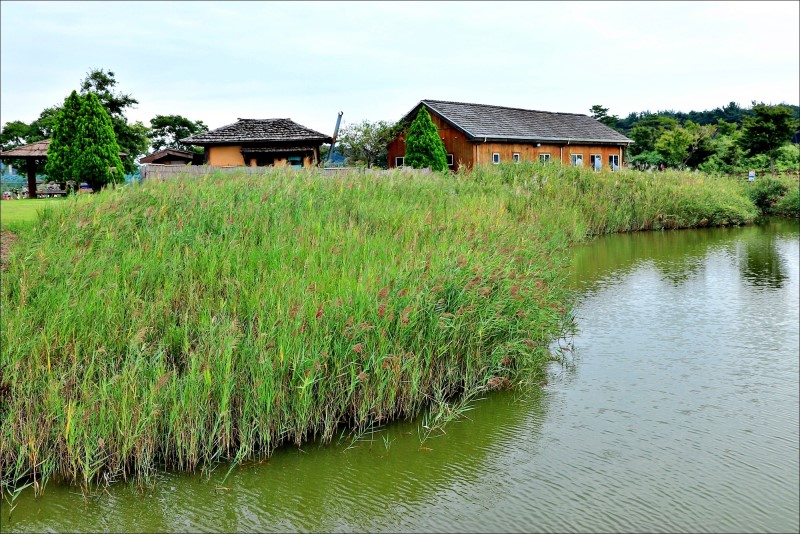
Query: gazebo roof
[[0, 139, 128, 159], [0, 139, 50, 159]]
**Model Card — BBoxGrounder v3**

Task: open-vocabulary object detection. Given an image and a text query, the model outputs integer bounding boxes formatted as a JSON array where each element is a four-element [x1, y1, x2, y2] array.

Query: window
[[288, 156, 303, 168], [513, 153, 520, 163], [447, 154, 454, 167], [395, 156, 405, 167], [492, 153, 500, 164], [590, 154, 602, 171], [608, 154, 620, 171], [539, 153, 551, 163], [571, 154, 583, 166]]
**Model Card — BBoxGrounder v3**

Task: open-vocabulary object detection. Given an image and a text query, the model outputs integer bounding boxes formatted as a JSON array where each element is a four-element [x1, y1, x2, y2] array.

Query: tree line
[[590, 102, 799, 174], [2, 68, 798, 183]]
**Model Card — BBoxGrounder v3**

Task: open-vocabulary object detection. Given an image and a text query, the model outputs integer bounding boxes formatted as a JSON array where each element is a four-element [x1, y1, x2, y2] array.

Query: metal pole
[[325, 112, 343, 167]]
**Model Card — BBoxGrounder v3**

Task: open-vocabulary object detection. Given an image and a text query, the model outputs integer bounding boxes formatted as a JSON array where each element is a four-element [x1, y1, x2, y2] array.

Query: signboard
[[748, 170, 756, 181]]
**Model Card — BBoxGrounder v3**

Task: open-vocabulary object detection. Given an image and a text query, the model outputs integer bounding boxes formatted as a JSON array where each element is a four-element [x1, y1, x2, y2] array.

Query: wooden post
[[27, 159, 37, 199]]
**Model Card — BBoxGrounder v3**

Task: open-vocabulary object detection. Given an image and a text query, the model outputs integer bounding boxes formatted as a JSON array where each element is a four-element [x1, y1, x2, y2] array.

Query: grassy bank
[[0, 164, 758, 494]]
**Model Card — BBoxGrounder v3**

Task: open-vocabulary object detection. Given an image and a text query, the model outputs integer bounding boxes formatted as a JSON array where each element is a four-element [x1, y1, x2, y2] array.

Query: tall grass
[[0, 163, 757, 494]]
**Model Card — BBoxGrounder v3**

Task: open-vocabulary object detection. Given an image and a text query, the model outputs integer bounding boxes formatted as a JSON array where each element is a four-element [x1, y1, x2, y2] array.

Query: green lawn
[[0, 198, 69, 228]]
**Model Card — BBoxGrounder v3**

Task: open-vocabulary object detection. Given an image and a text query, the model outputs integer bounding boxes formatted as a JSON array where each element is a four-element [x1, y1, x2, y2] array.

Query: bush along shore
[[0, 163, 764, 495]]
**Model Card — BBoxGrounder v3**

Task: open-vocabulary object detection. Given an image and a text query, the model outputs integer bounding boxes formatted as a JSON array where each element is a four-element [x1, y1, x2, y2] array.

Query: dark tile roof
[[139, 148, 195, 163], [410, 100, 633, 144], [181, 119, 332, 145]]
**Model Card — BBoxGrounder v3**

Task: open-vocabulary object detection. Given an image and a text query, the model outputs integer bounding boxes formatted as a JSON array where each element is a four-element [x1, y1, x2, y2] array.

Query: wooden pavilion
[[0, 139, 127, 198]]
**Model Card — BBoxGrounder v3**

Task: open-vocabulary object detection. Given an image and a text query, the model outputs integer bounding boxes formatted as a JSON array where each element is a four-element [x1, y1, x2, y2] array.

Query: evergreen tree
[[72, 93, 124, 191], [404, 107, 448, 171], [45, 91, 84, 182]]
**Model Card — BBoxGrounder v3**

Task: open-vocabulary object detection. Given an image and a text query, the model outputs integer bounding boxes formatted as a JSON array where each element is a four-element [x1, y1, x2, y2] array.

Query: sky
[[1, 1, 798, 136]]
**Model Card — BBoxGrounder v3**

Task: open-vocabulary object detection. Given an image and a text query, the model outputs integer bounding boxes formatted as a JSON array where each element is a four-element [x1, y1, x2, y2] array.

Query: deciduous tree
[[337, 119, 395, 168], [80, 68, 149, 172], [739, 103, 798, 172], [149, 114, 208, 153]]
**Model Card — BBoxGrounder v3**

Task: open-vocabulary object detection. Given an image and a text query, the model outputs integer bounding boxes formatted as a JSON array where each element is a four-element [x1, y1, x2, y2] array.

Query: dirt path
[[0, 228, 18, 270]]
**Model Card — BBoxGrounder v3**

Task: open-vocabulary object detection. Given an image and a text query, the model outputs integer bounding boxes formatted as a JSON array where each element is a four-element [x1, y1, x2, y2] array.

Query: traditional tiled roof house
[[387, 100, 634, 172], [181, 118, 332, 168]]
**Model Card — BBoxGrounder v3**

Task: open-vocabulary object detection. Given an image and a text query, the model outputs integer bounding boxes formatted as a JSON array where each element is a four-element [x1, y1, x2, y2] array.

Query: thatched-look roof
[[0, 138, 128, 160], [182, 119, 332, 145]]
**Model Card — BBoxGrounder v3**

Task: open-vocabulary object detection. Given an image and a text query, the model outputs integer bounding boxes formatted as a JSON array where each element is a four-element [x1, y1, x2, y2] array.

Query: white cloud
[[1, 1, 797, 131]]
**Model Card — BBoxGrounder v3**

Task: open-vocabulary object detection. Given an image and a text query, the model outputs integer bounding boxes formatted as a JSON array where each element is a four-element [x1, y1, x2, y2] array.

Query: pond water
[[2, 219, 798, 533]]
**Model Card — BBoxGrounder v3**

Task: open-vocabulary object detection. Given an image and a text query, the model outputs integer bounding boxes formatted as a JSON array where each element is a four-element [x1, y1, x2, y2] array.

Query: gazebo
[[0, 139, 49, 199], [0, 139, 127, 199]]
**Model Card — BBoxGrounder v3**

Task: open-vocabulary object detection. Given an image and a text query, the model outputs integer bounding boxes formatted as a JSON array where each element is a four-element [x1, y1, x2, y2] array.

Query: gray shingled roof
[[181, 119, 331, 145], [410, 100, 632, 144]]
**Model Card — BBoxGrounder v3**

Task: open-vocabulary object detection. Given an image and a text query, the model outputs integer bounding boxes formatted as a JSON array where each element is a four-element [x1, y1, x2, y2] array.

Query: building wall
[[476, 143, 624, 169], [206, 145, 318, 168], [207, 145, 245, 166]]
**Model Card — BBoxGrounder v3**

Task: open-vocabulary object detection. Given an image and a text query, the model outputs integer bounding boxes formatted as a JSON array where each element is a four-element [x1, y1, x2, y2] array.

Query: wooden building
[[387, 100, 634, 172], [139, 148, 201, 165], [181, 119, 332, 168]]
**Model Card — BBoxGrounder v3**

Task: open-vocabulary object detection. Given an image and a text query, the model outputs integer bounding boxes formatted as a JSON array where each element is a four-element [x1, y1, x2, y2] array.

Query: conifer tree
[[45, 91, 84, 182], [72, 92, 124, 191], [404, 107, 448, 171]]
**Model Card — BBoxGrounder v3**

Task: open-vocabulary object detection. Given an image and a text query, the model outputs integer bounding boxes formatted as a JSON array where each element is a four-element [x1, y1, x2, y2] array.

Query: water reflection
[[737, 220, 796, 289], [1, 389, 553, 533], [572, 218, 799, 293]]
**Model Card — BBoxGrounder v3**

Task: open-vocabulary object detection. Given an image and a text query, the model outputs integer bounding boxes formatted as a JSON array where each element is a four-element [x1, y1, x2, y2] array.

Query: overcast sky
[[1, 1, 798, 135]]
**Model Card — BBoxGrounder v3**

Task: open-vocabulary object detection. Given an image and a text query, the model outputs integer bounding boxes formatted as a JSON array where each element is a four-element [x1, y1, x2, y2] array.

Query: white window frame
[[608, 154, 620, 171], [395, 156, 405, 167], [492, 152, 500, 164], [539, 153, 551, 163], [512, 153, 520, 163], [571, 154, 584, 167], [447, 153, 454, 167], [590, 154, 602, 171]]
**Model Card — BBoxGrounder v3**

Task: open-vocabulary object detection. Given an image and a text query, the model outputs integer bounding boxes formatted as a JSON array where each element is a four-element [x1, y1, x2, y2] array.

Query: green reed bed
[[465, 162, 758, 240], [0, 164, 757, 495]]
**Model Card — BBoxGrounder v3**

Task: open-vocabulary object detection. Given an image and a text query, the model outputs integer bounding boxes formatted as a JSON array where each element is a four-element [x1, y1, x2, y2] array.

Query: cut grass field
[[0, 198, 70, 229], [0, 163, 762, 495]]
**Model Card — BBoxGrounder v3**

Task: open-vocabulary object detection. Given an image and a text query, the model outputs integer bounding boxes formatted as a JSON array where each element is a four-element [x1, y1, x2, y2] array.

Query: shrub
[[747, 177, 789, 212]]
